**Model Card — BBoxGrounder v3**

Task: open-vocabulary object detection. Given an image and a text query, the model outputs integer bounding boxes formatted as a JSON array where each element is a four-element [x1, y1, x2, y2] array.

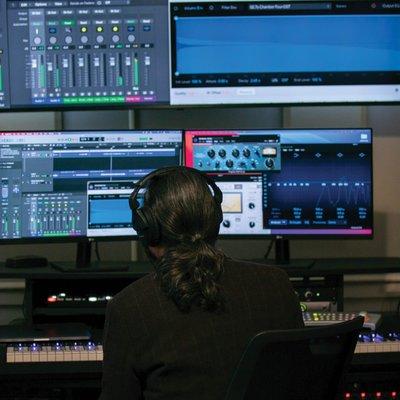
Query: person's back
[[100, 167, 303, 399], [101, 259, 302, 399]]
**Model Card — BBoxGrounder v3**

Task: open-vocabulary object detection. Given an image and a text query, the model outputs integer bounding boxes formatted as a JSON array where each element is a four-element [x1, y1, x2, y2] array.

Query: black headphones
[[129, 166, 223, 247]]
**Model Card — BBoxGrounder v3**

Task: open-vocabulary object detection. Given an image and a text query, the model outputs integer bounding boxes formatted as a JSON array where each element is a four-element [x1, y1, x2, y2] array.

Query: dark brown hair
[[144, 167, 225, 312]]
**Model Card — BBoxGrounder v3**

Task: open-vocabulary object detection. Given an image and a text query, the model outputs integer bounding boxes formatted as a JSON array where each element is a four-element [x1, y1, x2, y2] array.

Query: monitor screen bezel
[[184, 127, 374, 240], [0, 129, 184, 245]]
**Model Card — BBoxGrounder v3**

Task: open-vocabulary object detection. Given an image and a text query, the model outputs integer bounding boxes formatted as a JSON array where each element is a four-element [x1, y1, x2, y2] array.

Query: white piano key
[[64, 348, 73, 361], [22, 347, 31, 362], [6, 348, 15, 363], [14, 351, 24, 363], [31, 350, 40, 362], [47, 351, 56, 362]]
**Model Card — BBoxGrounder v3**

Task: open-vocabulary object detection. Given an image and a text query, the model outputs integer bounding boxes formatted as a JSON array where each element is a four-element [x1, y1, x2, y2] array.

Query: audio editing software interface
[[0, 130, 182, 240], [185, 130, 373, 236], [170, 0, 400, 105], [1, 0, 169, 109], [0, 9, 10, 109]]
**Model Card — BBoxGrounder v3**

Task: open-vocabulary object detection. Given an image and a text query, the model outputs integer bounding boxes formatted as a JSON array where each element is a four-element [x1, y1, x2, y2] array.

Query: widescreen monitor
[[185, 129, 373, 237], [0, 130, 182, 242], [0, 0, 170, 111], [170, 0, 400, 105]]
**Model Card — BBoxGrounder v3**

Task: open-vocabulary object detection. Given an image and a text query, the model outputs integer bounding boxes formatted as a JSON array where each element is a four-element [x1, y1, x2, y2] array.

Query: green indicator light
[[64, 96, 125, 105], [94, 97, 109, 103], [62, 20, 75, 26]]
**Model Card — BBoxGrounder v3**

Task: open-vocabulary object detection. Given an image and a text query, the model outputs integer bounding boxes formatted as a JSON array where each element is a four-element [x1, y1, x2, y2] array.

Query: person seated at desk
[[100, 166, 303, 400]]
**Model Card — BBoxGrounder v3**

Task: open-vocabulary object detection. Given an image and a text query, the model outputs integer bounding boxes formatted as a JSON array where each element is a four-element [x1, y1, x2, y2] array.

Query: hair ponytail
[[143, 167, 227, 312], [155, 238, 225, 312]]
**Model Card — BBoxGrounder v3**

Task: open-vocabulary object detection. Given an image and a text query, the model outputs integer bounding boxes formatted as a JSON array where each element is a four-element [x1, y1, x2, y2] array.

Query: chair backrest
[[225, 316, 364, 400]]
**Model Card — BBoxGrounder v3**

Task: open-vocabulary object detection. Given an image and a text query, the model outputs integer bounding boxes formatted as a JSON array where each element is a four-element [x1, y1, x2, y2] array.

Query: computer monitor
[[185, 129, 373, 262], [0, 130, 183, 243], [0, 0, 170, 110], [170, 0, 400, 106]]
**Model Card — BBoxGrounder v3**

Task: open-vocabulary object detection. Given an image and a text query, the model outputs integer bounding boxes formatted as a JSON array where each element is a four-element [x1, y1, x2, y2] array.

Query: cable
[[264, 238, 276, 260], [95, 241, 101, 261]]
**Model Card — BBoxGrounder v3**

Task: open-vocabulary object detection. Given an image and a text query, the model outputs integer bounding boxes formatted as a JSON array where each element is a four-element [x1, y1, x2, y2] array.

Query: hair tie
[[190, 233, 203, 244]]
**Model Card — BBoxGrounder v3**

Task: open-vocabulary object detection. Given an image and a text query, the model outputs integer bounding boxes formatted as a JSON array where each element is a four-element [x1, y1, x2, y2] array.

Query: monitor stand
[[269, 238, 315, 269], [51, 241, 130, 272]]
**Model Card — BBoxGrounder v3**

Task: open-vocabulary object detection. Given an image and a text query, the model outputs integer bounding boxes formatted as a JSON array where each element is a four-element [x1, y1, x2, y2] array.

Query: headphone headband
[[129, 166, 223, 246]]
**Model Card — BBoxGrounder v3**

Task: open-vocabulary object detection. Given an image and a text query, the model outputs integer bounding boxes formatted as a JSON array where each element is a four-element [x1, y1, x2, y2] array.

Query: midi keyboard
[[3, 331, 400, 365]]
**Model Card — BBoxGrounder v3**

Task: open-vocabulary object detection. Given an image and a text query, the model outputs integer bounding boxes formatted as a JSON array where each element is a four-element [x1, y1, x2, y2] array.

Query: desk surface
[[0, 257, 399, 279]]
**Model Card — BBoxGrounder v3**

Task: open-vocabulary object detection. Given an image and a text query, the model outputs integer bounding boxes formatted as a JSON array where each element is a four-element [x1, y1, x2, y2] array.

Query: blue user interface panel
[[170, 0, 400, 105], [185, 129, 373, 236], [0, 130, 182, 240]]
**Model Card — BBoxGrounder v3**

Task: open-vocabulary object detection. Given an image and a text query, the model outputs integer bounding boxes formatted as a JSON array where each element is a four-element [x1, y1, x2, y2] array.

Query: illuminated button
[[96, 26, 103, 33], [112, 26, 119, 32], [112, 34, 120, 43], [49, 36, 57, 45], [80, 26, 88, 33], [65, 35, 73, 44], [33, 36, 42, 45], [96, 35, 104, 44], [81, 35, 88, 44]]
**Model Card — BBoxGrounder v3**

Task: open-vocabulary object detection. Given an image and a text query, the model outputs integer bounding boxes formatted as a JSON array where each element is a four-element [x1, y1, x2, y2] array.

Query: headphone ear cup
[[134, 207, 161, 247]]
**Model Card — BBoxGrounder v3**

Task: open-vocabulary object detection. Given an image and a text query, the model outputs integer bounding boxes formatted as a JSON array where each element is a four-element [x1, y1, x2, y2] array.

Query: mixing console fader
[[22, 193, 85, 238], [7, 0, 169, 108]]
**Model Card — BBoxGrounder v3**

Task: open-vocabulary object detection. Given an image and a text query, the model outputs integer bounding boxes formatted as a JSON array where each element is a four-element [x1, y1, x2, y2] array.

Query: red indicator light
[[391, 392, 397, 398], [345, 393, 351, 399], [47, 296, 57, 303], [376, 393, 381, 398], [361, 393, 366, 398]]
